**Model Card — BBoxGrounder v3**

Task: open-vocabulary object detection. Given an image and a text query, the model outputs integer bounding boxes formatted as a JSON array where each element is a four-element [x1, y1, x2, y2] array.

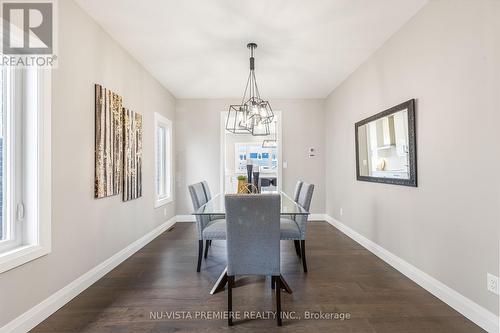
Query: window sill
[[154, 196, 174, 208], [0, 244, 51, 274]]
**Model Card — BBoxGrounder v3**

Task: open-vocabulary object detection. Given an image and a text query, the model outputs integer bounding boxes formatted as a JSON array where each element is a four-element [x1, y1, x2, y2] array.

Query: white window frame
[[0, 67, 51, 274], [154, 113, 173, 208], [0, 67, 22, 253]]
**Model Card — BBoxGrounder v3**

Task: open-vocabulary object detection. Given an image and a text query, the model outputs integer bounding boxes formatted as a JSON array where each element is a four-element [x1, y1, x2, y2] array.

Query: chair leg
[[228, 276, 234, 326], [271, 276, 275, 289], [204, 240, 210, 259], [294, 240, 301, 257], [197, 240, 203, 272], [274, 275, 282, 326], [300, 240, 308, 273]]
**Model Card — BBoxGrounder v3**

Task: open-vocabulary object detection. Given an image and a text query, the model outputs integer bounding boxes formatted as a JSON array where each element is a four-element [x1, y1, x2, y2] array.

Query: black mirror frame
[[355, 99, 417, 187]]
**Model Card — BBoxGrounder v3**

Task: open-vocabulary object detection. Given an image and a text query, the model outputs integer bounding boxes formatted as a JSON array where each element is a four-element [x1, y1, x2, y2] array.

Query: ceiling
[[76, 0, 427, 99]]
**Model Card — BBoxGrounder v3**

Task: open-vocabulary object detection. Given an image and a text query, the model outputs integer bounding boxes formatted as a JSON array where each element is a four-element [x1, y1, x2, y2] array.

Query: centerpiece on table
[[237, 175, 248, 194]]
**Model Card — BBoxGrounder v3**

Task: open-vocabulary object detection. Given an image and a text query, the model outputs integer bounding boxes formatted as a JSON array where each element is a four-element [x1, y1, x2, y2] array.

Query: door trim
[[219, 111, 283, 194]]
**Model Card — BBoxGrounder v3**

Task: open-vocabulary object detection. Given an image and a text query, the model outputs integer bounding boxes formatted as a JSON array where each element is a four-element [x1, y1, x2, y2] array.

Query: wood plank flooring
[[31, 222, 484, 333]]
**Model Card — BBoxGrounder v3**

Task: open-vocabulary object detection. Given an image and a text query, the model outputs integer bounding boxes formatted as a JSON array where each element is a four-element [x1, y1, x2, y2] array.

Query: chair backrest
[[201, 181, 212, 201], [189, 182, 208, 210], [189, 181, 210, 240], [225, 194, 281, 276], [297, 182, 314, 212], [293, 180, 304, 202]]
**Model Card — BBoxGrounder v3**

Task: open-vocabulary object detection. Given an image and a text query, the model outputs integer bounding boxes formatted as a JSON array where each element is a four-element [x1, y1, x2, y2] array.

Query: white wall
[[324, 0, 499, 315], [176, 99, 325, 215], [0, 0, 176, 327]]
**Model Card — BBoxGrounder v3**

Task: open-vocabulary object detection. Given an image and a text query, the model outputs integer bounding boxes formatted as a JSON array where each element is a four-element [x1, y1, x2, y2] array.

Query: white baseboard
[[176, 214, 196, 222], [1, 217, 177, 333], [324, 215, 499, 333], [308, 213, 327, 221]]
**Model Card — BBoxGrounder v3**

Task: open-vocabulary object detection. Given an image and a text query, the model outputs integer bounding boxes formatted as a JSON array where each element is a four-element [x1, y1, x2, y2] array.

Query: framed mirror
[[355, 99, 417, 187]]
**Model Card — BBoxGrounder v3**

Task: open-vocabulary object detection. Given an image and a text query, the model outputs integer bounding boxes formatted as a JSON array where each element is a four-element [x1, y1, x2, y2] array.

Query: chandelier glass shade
[[250, 119, 270, 136], [225, 105, 250, 134], [262, 139, 277, 148], [262, 120, 277, 148], [226, 43, 273, 136]]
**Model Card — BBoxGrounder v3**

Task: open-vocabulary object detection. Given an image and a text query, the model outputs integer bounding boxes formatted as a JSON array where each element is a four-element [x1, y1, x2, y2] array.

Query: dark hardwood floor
[[31, 222, 484, 333]]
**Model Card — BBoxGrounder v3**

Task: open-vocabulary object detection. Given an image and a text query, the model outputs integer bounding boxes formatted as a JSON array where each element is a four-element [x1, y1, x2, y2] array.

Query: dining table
[[192, 191, 310, 294]]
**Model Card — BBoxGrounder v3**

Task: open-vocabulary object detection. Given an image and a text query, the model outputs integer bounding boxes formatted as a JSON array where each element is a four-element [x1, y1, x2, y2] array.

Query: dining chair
[[188, 181, 226, 272], [282, 180, 303, 221], [201, 181, 224, 252], [280, 182, 314, 272], [293, 180, 303, 202], [290, 180, 304, 256], [225, 194, 283, 326], [283, 180, 304, 256], [201, 181, 224, 218]]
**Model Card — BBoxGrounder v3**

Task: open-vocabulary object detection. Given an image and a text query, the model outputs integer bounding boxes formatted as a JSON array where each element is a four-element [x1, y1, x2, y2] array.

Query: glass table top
[[193, 191, 309, 216]]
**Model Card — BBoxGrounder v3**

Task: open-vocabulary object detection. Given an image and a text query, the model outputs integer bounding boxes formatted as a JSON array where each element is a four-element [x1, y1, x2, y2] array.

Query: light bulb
[[251, 105, 259, 116], [237, 108, 247, 127], [259, 106, 266, 118]]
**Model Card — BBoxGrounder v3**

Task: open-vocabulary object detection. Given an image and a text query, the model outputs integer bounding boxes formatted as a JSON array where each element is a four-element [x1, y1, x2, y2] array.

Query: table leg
[[279, 275, 293, 294], [210, 266, 228, 295], [209, 271, 292, 295]]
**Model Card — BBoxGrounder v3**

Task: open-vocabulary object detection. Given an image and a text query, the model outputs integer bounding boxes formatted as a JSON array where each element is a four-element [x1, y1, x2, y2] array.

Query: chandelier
[[226, 43, 274, 136]]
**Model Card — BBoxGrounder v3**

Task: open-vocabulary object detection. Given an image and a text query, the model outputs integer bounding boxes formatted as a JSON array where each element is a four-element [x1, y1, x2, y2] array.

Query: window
[[235, 143, 277, 173], [154, 113, 172, 207], [0, 70, 5, 242], [0, 67, 51, 273]]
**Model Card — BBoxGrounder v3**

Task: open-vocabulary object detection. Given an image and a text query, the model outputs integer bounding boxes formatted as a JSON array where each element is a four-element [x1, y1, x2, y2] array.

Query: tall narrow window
[[154, 113, 172, 207], [0, 67, 51, 273], [0, 69, 5, 242], [0, 68, 23, 254]]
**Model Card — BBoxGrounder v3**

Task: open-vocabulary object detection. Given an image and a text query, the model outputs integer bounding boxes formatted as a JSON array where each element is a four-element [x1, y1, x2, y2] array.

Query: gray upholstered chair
[[289, 180, 303, 257], [225, 194, 283, 326], [282, 180, 303, 220], [201, 180, 225, 222], [189, 181, 226, 272], [283, 180, 304, 255], [280, 182, 314, 272], [293, 180, 303, 202]]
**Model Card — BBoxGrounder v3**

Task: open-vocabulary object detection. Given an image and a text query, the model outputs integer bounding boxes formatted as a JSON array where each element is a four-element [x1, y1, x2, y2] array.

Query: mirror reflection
[[357, 109, 410, 180]]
